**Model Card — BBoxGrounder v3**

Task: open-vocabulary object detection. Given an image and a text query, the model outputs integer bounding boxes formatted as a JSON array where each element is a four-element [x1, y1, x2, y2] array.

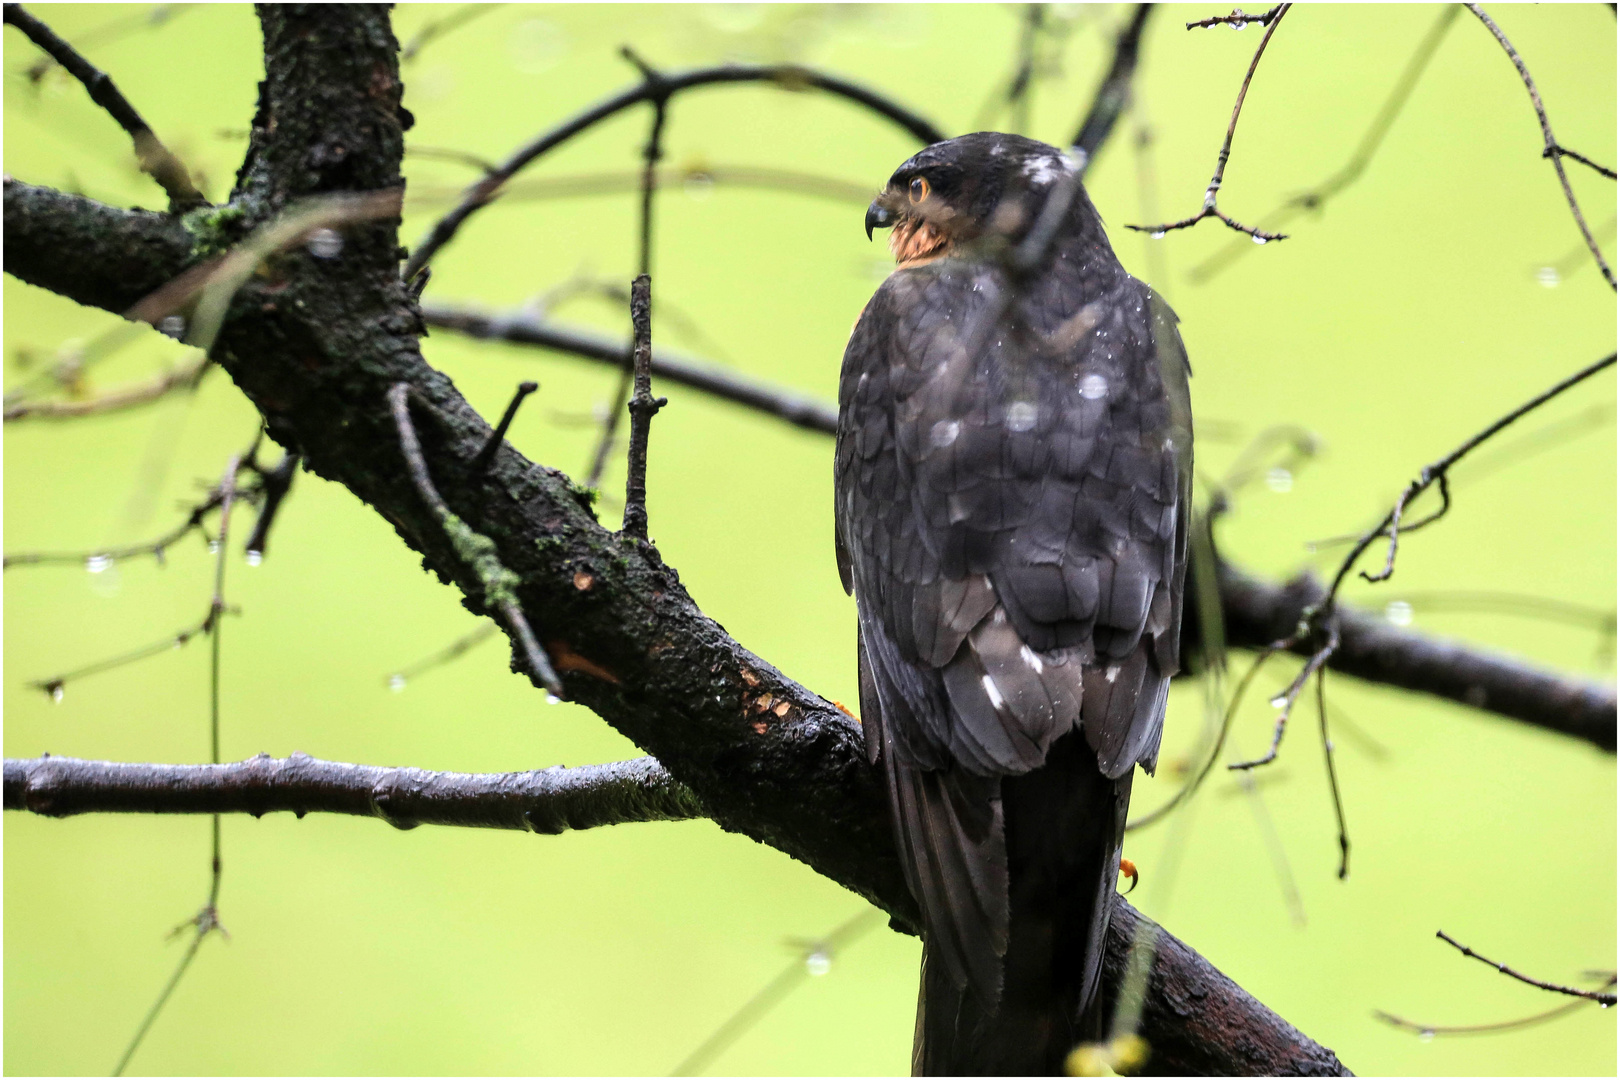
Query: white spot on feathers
[[1105, 665, 1121, 683], [981, 674, 1006, 710], [1019, 645, 1044, 673]]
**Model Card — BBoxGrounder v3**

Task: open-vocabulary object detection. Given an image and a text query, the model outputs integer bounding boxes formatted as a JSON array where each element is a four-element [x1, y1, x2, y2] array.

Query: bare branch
[[621, 274, 664, 541], [401, 63, 946, 280], [387, 383, 565, 697], [1436, 930, 1619, 1005], [1325, 354, 1616, 602], [1189, 5, 1460, 283], [1186, 5, 1285, 31], [419, 301, 840, 434], [1216, 562, 1617, 753], [3, 353, 208, 422], [1070, 4, 1154, 170], [1126, 3, 1291, 242], [4, 753, 704, 834], [2, 3, 204, 210], [1465, 4, 1616, 289], [470, 382, 538, 474]]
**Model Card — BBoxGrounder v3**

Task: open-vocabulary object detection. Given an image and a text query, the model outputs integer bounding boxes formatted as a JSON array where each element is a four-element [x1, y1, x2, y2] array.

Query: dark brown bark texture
[[1, 3, 1598, 1073]]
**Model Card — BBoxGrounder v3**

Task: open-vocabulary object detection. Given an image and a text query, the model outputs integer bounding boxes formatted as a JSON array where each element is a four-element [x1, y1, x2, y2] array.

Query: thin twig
[[1435, 931, 1619, 1005], [1314, 669, 1349, 879], [3, 353, 208, 422], [585, 59, 669, 490], [386, 620, 500, 690], [242, 451, 298, 560], [418, 302, 839, 434], [1189, 5, 1459, 283], [400, 63, 945, 280], [1374, 975, 1617, 1037], [1126, 3, 1291, 242], [1128, 648, 1277, 831], [386, 383, 564, 697], [1465, 4, 1616, 289], [111, 454, 240, 1077], [6, 487, 230, 570], [2, 3, 204, 210], [1324, 353, 1616, 603], [1229, 622, 1339, 771], [621, 274, 664, 541], [405, 162, 875, 209], [672, 909, 883, 1076], [470, 381, 538, 473], [399, 2, 497, 63], [27, 611, 220, 701], [1186, 5, 1284, 31], [1070, 4, 1154, 170]]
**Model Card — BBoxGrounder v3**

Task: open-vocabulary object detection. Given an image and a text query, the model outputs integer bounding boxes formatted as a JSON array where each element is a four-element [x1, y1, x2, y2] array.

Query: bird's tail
[[913, 731, 1132, 1076]]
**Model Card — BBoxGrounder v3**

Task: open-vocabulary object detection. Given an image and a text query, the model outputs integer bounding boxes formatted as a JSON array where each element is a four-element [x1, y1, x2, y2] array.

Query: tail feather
[[914, 732, 1130, 1075]]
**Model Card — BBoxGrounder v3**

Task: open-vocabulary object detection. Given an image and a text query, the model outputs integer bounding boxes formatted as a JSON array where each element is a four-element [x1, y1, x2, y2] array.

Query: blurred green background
[[4, 4, 1615, 1075]]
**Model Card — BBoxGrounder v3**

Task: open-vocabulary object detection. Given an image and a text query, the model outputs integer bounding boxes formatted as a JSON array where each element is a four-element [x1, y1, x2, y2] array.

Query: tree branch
[[1465, 4, 1616, 290], [415, 298, 1617, 752], [402, 63, 946, 279], [1070, 3, 1154, 170], [5, 753, 702, 834], [3, 750, 1350, 1074], [419, 299, 842, 434], [2, 2, 204, 210], [1215, 563, 1616, 753]]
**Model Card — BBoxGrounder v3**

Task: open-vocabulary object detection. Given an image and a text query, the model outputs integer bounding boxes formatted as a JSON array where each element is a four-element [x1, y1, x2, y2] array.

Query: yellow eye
[[909, 177, 930, 202]]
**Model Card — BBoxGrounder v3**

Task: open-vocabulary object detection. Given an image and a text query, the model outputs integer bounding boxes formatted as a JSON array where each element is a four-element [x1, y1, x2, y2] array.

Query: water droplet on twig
[[245, 550, 263, 567], [1536, 266, 1560, 288], [305, 228, 343, 259], [805, 950, 832, 976], [86, 554, 112, 574], [546, 693, 562, 705], [1251, 233, 1268, 245], [1384, 600, 1414, 627], [388, 674, 406, 692], [1150, 230, 1166, 240], [1265, 467, 1292, 493]]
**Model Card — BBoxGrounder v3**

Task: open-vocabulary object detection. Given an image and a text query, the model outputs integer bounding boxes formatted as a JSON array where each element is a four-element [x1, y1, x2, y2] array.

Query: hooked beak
[[865, 200, 896, 241]]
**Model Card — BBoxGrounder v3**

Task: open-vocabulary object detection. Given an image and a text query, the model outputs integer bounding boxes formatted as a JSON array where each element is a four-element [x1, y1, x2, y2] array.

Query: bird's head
[[865, 132, 1089, 266]]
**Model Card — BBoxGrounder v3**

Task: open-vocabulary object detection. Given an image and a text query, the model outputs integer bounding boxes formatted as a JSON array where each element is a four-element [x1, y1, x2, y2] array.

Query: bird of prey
[[835, 132, 1192, 1075]]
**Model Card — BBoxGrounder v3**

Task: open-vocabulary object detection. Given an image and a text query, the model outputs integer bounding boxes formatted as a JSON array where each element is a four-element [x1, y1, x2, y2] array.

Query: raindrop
[[683, 172, 715, 201], [1384, 600, 1414, 627], [388, 674, 406, 692], [1230, 9, 1247, 27], [805, 950, 832, 976], [1005, 402, 1038, 432], [1251, 234, 1268, 245], [305, 228, 343, 259], [51, 685, 64, 704], [208, 540, 221, 554], [1536, 266, 1560, 288], [86, 554, 112, 574], [546, 693, 562, 705], [158, 315, 187, 339], [1265, 467, 1292, 493], [1079, 373, 1109, 400], [1418, 1029, 1434, 1042], [1150, 230, 1166, 240], [1268, 693, 1288, 709], [1602, 1002, 1611, 1010], [1325, 740, 1335, 752], [245, 549, 264, 567], [929, 419, 961, 448]]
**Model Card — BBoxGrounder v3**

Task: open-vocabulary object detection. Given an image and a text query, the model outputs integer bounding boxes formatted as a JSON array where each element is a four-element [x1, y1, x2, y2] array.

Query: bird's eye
[[909, 177, 930, 202]]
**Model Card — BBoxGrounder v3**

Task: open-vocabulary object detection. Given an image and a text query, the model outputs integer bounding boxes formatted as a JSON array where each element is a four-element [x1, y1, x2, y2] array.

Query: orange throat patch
[[889, 218, 950, 268]]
